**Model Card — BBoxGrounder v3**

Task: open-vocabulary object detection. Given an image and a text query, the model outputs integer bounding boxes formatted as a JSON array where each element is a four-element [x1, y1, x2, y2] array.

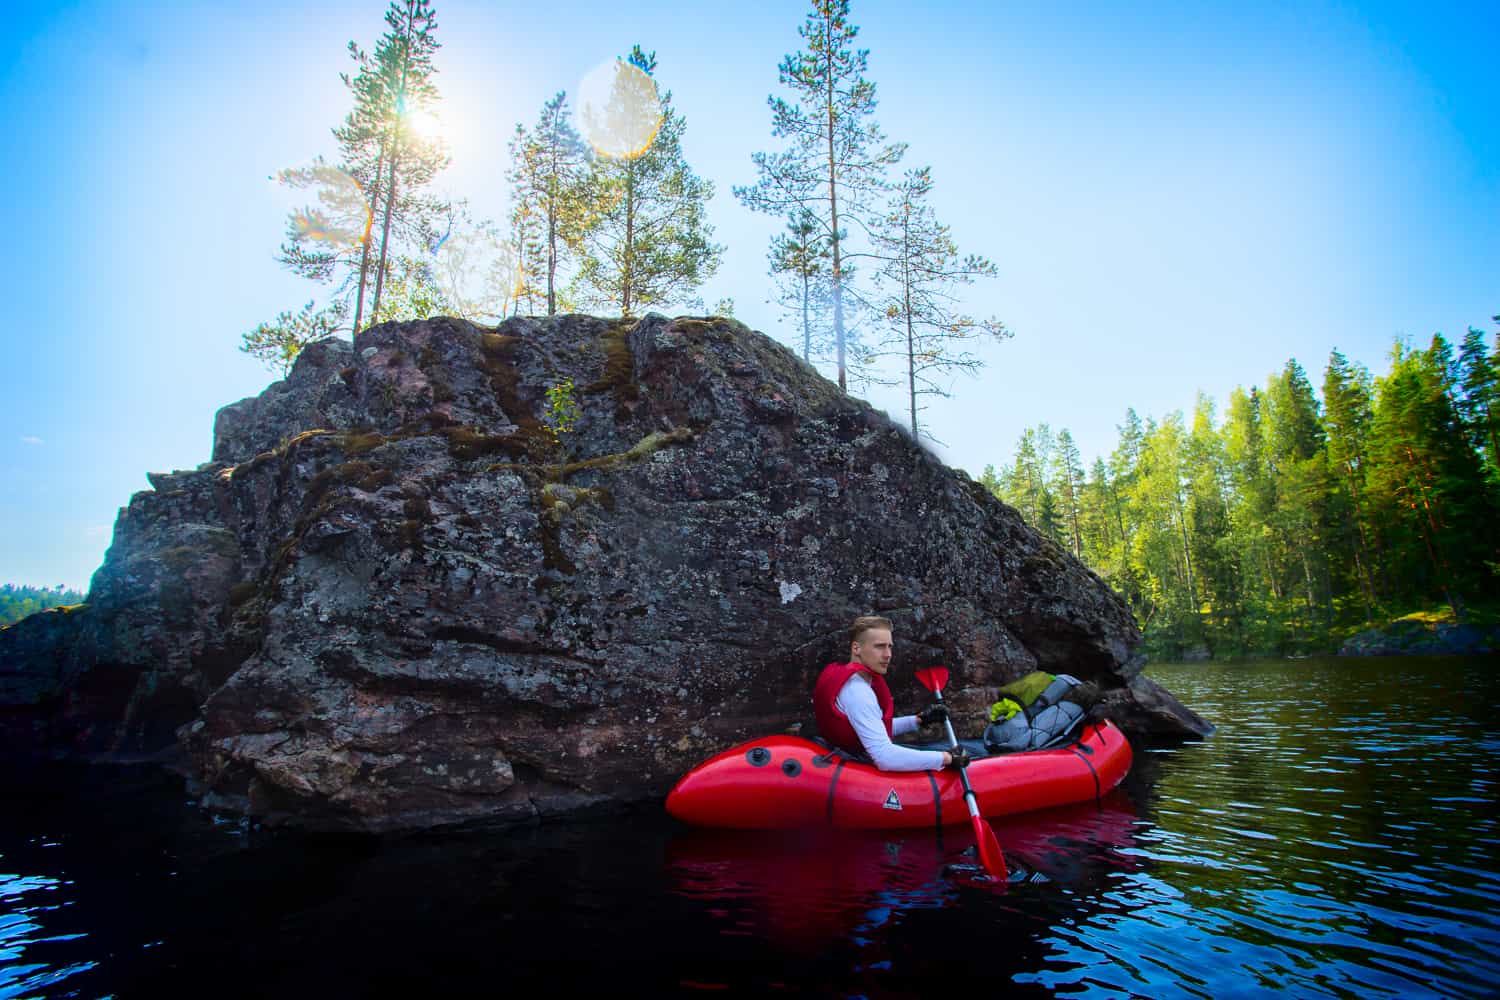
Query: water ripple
[[2, 656, 1498, 997]]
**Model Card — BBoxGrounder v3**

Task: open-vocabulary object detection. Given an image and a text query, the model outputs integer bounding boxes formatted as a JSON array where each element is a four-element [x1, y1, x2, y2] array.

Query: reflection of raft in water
[[665, 792, 1143, 955], [666, 719, 1132, 830]]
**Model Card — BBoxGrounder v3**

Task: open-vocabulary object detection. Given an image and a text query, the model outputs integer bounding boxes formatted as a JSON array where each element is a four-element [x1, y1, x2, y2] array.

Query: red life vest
[[814, 661, 894, 753]]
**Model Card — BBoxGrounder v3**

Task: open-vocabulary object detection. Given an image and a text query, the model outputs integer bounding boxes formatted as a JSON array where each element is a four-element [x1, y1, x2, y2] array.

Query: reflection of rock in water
[[664, 791, 1144, 975]]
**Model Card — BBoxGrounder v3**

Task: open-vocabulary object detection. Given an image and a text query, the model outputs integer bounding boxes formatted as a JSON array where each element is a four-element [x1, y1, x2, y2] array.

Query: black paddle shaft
[[929, 685, 985, 807]]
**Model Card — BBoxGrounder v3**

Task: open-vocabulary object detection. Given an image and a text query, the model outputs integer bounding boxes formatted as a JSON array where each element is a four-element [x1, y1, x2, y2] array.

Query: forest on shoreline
[[0, 585, 86, 628], [984, 325, 1500, 659]]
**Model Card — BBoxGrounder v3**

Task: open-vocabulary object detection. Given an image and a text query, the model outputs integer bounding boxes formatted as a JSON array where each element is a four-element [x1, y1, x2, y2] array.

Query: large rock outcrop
[[0, 314, 1209, 832]]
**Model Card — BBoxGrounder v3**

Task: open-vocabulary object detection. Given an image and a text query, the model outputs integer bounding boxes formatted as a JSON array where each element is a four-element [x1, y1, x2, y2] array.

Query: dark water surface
[[3, 656, 1499, 998]]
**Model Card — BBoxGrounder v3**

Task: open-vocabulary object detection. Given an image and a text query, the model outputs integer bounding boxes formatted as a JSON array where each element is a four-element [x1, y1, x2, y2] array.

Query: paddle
[[914, 666, 1009, 880]]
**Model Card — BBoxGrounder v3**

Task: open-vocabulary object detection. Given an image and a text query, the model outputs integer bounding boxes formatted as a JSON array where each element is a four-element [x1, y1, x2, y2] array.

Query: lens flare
[[291, 209, 359, 246], [430, 224, 524, 325], [429, 214, 454, 256], [576, 58, 662, 160], [275, 163, 371, 249]]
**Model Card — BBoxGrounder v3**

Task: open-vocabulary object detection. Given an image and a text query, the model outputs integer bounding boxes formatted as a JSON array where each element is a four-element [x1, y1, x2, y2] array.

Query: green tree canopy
[[735, 0, 905, 391], [508, 92, 600, 315], [866, 166, 1008, 440], [575, 47, 723, 316], [986, 327, 1500, 658]]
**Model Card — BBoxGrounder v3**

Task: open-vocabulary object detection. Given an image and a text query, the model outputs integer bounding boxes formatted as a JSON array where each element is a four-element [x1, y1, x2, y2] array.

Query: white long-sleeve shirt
[[833, 673, 948, 771]]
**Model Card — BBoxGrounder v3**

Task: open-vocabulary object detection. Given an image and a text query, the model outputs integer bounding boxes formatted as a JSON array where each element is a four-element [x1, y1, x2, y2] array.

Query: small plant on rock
[[544, 378, 582, 454]]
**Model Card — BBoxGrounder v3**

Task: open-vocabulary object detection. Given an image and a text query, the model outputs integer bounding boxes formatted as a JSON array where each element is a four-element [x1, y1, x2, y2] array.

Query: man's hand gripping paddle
[[915, 666, 1009, 880]]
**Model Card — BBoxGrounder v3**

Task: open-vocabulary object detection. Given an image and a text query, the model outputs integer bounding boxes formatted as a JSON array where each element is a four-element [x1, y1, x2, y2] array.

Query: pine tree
[[1002, 426, 1059, 534], [330, 39, 389, 335], [1184, 393, 1240, 648], [241, 300, 348, 376], [1262, 360, 1332, 622], [1036, 487, 1063, 544], [273, 159, 373, 313], [1323, 349, 1381, 615], [575, 47, 723, 316], [365, 0, 449, 326], [1109, 410, 1144, 555], [867, 167, 1009, 439], [1455, 326, 1500, 477], [374, 254, 449, 323], [1052, 429, 1085, 559], [1367, 336, 1493, 615], [1133, 413, 1198, 643], [1081, 457, 1119, 573], [508, 93, 598, 315], [1222, 387, 1280, 601], [1003, 430, 1041, 525], [504, 147, 547, 315], [768, 209, 833, 362], [979, 463, 1003, 499], [261, 0, 449, 357], [735, 0, 905, 391]]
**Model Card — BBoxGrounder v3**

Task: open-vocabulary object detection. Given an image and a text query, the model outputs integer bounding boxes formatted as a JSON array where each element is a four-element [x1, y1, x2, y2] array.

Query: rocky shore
[[1338, 619, 1500, 657]]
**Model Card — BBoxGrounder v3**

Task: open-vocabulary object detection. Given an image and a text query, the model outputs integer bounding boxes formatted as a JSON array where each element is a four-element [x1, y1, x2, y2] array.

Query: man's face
[[851, 627, 894, 675]]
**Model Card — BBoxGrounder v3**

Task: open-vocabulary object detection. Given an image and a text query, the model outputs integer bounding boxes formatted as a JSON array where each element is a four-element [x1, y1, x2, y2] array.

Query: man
[[813, 615, 970, 771]]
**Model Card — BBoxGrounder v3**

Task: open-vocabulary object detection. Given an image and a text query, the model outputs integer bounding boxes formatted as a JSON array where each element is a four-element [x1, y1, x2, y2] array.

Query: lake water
[[3, 655, 1498, 998]]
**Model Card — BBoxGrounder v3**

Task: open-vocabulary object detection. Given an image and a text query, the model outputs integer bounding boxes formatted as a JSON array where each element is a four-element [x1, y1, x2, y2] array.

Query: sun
[[404, 107, 444, 143]]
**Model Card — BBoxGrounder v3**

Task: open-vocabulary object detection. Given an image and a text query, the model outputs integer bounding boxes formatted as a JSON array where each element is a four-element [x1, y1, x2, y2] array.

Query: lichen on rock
[[0, 312, 1207, 833]]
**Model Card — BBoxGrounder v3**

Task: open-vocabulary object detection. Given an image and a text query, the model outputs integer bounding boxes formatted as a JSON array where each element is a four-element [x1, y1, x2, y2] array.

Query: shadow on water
[[4, 655, 1500, 997]]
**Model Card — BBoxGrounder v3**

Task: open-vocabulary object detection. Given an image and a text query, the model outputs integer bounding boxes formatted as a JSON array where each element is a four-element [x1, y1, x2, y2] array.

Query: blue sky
[[2, 0, 1495, 590]]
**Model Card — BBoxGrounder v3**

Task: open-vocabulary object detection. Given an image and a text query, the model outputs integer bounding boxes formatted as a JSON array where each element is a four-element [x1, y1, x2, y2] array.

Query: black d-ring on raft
[[782, 758, 802, 777], [747, 747, 772, 766]]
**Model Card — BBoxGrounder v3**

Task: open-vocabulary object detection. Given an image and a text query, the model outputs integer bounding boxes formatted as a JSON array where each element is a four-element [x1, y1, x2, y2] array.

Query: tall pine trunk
[[1068, 483, 1082, 559], [621, 161, 636, 316], [545, 144, 559, 315], [905, 292, 916, 435], [352, 139, 386, 335], [800, 268, 811, 361], [546, 192, 558, 315], [902, 207, 916, 435], [372, 143, 399, 322], [824, 6, 845, 392], [370, 2, 416, 324]]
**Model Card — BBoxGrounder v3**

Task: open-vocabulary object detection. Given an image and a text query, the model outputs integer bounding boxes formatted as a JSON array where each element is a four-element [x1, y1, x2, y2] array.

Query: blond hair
[[849, 615, 893, 645]]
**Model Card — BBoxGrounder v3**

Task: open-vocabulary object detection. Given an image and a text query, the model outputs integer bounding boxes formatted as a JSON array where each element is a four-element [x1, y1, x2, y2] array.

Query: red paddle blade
[[914, 666, 949, 693], [971, 815, 1009, 880]]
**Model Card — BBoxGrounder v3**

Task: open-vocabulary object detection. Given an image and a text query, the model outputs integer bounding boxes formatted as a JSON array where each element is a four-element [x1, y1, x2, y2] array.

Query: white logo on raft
[[883, 789, 901, 810]]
